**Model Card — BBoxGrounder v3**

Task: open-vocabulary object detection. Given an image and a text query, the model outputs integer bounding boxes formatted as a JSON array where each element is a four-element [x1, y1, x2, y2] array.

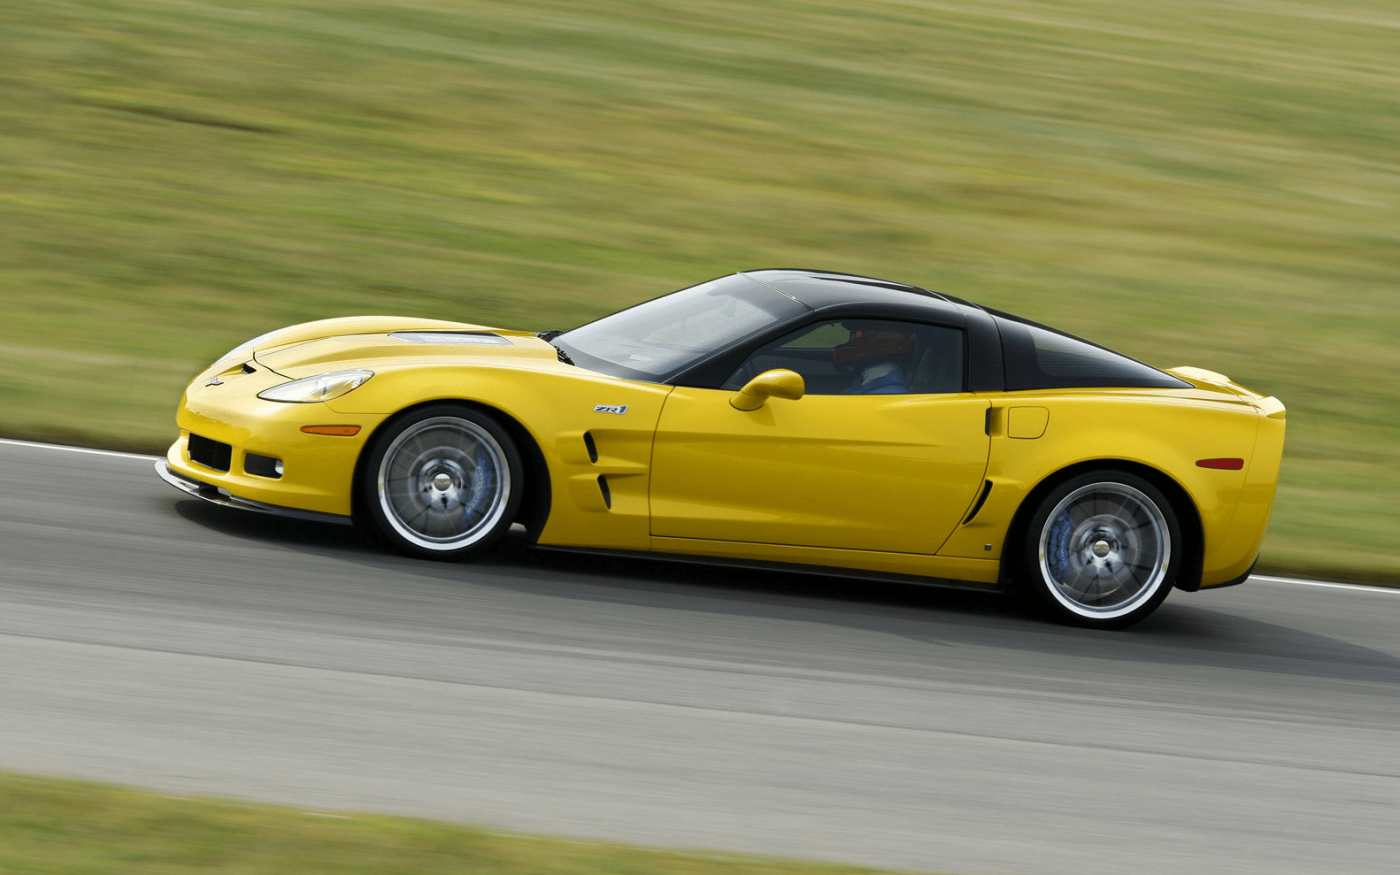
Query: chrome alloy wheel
[[1038, 482, 1170, 620], [376, 416, 512, 551]]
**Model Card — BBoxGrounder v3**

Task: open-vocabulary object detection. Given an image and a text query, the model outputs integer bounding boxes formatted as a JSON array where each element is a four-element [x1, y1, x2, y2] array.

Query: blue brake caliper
[[1047, 512, 1073, 579], [461, 455, 495, 528]]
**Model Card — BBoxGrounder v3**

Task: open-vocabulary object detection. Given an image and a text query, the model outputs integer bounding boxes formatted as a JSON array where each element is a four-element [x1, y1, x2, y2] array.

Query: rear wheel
[[360, 405, 522, 560], [1021, 471, 1180, 629]]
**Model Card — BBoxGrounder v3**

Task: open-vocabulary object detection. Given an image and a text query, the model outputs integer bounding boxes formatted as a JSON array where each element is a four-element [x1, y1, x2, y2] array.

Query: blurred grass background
[[1, 0, 1395, 579]]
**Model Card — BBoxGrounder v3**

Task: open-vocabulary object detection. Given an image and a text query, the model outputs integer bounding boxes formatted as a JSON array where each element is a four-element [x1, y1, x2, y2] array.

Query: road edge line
[[1251, 575, 1398, 594], [0, 437, 159, 462]]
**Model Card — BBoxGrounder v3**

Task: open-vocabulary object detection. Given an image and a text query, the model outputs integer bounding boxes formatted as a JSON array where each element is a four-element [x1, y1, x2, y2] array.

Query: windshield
[[554, 273, 809, 382]]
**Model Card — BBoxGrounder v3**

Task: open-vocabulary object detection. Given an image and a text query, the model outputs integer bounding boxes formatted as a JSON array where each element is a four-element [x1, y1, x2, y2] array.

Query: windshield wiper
[[535, 329, 574, 365]]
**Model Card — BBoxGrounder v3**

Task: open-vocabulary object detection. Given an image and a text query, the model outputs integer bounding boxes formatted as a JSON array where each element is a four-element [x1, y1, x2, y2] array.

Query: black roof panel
[[738, 269, 968, 321]]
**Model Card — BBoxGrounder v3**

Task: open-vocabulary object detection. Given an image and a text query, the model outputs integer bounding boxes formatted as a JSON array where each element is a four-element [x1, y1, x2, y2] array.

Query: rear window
[[995, 314, 1189, 391]]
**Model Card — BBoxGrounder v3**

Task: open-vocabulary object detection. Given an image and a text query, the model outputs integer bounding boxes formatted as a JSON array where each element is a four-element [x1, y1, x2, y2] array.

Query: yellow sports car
[[158, 270, 1285, 628]]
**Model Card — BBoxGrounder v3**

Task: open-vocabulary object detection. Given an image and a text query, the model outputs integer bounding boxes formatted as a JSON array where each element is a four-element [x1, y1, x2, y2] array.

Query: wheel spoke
[[375, 415, 512, 552], [1037, 480, 1172, 619]]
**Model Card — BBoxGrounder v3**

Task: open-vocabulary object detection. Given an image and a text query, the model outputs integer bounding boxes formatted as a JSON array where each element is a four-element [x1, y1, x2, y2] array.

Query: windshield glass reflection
[[555, 273, 807, 382]]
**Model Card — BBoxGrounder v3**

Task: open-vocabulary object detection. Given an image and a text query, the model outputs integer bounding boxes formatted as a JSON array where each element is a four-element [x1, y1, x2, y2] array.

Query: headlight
[[257, 369, 374, 403]]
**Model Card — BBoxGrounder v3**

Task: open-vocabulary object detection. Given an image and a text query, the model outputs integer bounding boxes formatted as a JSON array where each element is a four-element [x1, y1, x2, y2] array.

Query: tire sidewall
[[1021, 470, 1181, 629], [358, 404, 524, 560]]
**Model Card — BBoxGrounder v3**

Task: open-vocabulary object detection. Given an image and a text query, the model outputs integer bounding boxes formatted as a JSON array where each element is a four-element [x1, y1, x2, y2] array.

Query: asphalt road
[[1, 438, 1396, 875]]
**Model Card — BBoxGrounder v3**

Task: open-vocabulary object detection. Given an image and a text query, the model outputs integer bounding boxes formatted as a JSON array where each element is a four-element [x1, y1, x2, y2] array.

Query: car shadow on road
[[170, 497, 1400, 685], [170, 497, 373, 552], [170, 495, 1018, 619]]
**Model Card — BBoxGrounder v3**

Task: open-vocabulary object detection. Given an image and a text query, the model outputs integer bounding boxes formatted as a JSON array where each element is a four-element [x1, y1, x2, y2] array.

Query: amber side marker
[[1196, 458, 1244, 470], [301, 425, 361, 436]]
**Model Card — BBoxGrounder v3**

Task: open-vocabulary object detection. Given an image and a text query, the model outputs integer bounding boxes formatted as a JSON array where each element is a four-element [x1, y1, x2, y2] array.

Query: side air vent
[[583, 431, 598, 463], [597, 475, 612, 509], [962, 480, 993, 525]]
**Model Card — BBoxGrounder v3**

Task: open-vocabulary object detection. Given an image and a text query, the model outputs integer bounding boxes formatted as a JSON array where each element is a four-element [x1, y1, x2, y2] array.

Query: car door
[[648, 319, 991, 555]]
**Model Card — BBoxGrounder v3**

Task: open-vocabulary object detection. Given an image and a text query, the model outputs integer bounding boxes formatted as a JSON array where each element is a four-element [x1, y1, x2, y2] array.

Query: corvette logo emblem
[[593, 404, 628, 415]]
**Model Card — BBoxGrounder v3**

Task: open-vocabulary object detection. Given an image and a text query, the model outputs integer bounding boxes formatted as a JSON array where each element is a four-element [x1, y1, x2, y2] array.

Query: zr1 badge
[[593, 404, 629, 415]]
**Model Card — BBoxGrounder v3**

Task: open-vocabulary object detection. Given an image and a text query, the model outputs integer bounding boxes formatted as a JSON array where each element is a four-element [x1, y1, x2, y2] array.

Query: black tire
[[359, 404, 523, 560], [1020, 471, 1181, 629]]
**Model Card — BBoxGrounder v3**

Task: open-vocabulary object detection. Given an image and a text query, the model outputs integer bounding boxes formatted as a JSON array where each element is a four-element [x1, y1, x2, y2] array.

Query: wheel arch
[[351, 398, 553, 542], [998, 460, 1204, 595]]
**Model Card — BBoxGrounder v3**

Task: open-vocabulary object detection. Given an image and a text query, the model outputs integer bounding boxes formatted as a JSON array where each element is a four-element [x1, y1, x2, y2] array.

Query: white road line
[[1252, 575, 1398, 594], [0, 437, 158, 462]]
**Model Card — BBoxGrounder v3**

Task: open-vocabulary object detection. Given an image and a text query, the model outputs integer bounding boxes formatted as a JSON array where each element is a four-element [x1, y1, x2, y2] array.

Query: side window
[[723, 320, 965, 395]]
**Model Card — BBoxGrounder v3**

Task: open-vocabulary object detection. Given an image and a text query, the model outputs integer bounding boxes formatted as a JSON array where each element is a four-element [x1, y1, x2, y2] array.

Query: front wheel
[[359, 405, 523, 560], [1021, 471, 1181, 629]]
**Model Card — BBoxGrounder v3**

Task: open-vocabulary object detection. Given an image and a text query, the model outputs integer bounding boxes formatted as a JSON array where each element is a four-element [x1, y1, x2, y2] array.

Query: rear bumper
[[1199, 400, 1285, 587], [1199, 555, 1257, 591]]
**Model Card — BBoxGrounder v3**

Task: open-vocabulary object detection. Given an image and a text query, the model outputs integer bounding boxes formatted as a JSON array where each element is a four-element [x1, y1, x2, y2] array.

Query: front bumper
[[162, 364, 384, 518], [155, 459, 352, 525]]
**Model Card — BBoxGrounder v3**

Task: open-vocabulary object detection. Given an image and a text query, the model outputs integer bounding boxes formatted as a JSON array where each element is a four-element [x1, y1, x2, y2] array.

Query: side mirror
[[730, 369, 805, 411]]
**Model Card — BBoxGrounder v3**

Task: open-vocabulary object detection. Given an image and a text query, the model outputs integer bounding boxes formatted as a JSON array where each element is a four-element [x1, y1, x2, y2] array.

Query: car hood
[[242, 317, 482, 362], [249, 317, 557, 377]]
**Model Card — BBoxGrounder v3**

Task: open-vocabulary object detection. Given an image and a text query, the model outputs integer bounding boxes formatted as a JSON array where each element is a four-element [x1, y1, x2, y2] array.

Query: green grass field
[[1, 0, 1396, 579], [0, 770, 912, 875]]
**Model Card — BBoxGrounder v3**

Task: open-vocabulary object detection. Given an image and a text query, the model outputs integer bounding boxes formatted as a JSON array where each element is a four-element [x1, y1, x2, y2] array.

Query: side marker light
[[301, 425, 362, 436], [1196, 458, 1244, 470]]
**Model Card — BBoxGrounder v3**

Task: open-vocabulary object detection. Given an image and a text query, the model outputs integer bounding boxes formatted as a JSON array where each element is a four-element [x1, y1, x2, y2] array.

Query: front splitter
[[155, 460, 353, 526]]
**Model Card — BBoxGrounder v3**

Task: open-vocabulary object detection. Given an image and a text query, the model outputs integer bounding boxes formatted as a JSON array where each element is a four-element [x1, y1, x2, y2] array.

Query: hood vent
[[390, 331, 512, 346]]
